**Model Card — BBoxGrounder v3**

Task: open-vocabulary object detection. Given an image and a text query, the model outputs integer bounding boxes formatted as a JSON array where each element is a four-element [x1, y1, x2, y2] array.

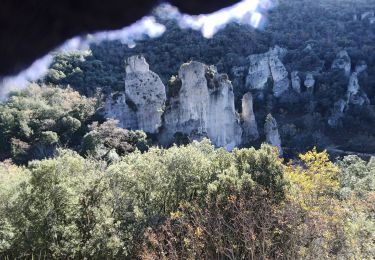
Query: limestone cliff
[[105, 55, 166, 133], [245, 46, 290, 97], [160, 61, 242, 150]]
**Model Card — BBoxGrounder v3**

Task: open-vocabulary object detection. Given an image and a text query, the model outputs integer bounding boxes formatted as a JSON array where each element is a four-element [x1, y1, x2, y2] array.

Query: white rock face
[[264, 114, 282, 156], [303, 44, 313, 52], [104, 93, 138, 129], [304, 73, 315, 89], [161, 61, 242, 150], [347, 72, 360, 95], [329, 64, 370, 127], [291, 71, 301, 93], [105, 55, 166, 133], [331, 50, 351, 77], [125, 55, 149, 73], [245, 46, 290, 97], [273, 78, 290, 97], [241, 92, 259, 144], [246, 53, 272, 90], [347, 72, 369, 106]]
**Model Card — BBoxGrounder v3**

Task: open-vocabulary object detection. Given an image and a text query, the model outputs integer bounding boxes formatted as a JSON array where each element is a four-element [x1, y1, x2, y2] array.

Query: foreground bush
[[0, 141, 374, 259]]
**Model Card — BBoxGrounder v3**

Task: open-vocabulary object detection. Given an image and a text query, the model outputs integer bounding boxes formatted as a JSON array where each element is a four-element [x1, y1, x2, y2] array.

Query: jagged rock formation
[[245, 53, 272, 90], [347, 72, 360, 96], [331, 50, 351, 77], [347, 72, 369, 106], [291, 71, 301, 93], [105, 55, 166, 133], [329, 55, 370, 127], [264, 114, 282, 156], [105, 57, 243, 150], [160, 61, 242, 150], [245, 46, 290, 97], [304, 73, 315, 90], [241, 92, 259, 144]]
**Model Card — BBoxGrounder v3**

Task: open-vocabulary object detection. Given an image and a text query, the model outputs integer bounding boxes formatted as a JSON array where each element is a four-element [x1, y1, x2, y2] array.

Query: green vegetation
[[42, 0, 375, 155], [0, 141, 374, 259], [1, 0, 374, 258], [0, 85, 147, 163]]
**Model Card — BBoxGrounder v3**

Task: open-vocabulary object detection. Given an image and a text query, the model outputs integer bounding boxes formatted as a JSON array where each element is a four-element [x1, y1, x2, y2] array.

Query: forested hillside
[[42, 0, 375, 155], [0, 0, 375, 258]]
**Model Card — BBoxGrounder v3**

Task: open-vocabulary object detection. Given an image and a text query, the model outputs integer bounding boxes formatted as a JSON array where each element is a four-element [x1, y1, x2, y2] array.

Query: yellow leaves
[[194, 227, 203, 237], [286, 148, 340, 202], [170, 210, 182, 220], [228, 194, 237, 203], [183, 237, 191, 246], [298, 147, 339, 178], [284, 148, 346, 257]]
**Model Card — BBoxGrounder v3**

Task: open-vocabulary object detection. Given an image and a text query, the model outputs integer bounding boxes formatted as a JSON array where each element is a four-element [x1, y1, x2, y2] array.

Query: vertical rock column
[[241, 92, 259, 144], [264, 114, 283, 156], [124, 55, 167, 133], [161, 61, 242, 150]]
